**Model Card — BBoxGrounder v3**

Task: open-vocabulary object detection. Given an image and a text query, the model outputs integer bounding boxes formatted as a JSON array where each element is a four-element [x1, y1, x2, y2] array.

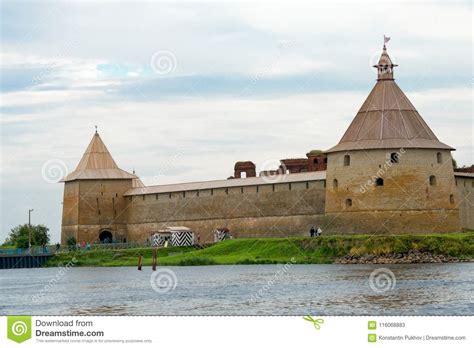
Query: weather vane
[[384, 35, 391, 48]]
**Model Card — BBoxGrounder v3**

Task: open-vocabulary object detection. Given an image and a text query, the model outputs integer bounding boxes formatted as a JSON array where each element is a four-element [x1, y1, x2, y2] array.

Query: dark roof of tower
[[61, 132, 137, 182], [326, 42, 453, 153]]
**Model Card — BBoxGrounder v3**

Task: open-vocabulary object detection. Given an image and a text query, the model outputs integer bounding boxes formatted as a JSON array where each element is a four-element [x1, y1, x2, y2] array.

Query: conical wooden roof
[[326, 45, 453, 153], [62, 132, 137, 181]]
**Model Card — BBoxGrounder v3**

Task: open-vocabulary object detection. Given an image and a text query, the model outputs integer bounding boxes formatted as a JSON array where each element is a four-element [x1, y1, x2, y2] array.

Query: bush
[[66, 236, 77, 250]]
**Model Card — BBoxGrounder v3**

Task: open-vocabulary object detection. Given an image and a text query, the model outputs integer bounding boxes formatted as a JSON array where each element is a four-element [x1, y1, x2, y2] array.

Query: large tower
[[60, 131, 137, 244], [324, 40, 461, 234]]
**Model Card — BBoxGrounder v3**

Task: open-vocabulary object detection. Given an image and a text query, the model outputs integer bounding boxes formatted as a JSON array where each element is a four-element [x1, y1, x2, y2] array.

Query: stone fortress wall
[[125, 177, 327, 243]]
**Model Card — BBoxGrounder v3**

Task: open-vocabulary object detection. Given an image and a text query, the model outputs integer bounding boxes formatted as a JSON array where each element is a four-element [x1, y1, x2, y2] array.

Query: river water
[[0, 264, 472, 315]]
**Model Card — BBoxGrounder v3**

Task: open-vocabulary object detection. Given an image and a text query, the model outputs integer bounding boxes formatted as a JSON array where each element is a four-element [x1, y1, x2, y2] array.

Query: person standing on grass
[[317, 226, 322, 237], [310, 226, 315, 238]]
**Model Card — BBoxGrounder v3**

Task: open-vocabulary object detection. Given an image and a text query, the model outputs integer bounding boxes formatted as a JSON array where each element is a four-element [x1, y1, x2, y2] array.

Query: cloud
[[0, 1, 472, 243]]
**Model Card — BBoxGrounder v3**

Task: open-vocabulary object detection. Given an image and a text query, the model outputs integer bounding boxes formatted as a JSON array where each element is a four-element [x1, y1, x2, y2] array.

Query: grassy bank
[[46, 232, 474, 267]]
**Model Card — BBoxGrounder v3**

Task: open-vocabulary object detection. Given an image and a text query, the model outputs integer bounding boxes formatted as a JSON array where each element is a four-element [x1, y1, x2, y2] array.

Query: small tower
[[324, 39, 461, 234], [373, 40, 397, 80], [60, 131, 137, 244]]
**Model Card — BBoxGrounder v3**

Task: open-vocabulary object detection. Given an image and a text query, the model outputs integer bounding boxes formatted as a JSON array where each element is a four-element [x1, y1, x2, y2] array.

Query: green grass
[[46, 231, 474, 267]]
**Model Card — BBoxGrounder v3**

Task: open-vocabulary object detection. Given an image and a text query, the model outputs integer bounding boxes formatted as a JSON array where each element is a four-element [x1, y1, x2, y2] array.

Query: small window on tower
[[429, 175, 437, 186], [345, 198, 352, 208], [390, 152, 399, 164], [344, 155, 350, 166], [313, 158, 318, 164], [437, 152, 442, 164], [333, 179, 338, 188], [375, 178, 384, 186], [450, 194, 454, 204]]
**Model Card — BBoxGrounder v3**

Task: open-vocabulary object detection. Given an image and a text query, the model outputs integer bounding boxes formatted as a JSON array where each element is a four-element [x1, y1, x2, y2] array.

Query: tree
[[3, 224, 50, 248]]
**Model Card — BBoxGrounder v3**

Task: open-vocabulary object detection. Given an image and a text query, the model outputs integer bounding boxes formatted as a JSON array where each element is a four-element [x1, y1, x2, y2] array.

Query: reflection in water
[[0, 264, 472, 315]]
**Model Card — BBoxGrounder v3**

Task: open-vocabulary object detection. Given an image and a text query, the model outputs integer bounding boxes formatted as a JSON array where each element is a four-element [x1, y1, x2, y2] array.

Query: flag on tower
[[384, 35, 391, 44]]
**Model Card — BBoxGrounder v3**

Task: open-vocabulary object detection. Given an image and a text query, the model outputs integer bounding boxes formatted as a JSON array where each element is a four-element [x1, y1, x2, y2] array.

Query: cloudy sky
[[0, 0, 472, 243]]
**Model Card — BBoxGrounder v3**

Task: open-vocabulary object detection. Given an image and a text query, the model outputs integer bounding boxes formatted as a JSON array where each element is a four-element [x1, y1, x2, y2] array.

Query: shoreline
[[335, 251, 473, 264], [45, 232, 474, 267]]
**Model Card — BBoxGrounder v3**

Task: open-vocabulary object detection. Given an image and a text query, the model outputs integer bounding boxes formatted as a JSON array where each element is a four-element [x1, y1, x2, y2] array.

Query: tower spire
[[61, 132, 137, 182], [373, 35, 397, 80]]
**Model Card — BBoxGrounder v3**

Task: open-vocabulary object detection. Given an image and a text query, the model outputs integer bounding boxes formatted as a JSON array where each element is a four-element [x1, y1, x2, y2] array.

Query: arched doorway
[[99, 230, 113, 243]]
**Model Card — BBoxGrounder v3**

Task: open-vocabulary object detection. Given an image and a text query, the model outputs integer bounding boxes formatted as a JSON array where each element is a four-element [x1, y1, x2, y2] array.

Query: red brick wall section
[[280, 158, 308, 173], [455, 165, 474, 173], [307, 153, 327, 171], [233, 161, 256, 178]]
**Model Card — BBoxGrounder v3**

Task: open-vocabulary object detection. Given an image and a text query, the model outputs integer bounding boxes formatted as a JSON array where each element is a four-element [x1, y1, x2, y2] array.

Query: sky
[[0, 0, 472, 243]]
